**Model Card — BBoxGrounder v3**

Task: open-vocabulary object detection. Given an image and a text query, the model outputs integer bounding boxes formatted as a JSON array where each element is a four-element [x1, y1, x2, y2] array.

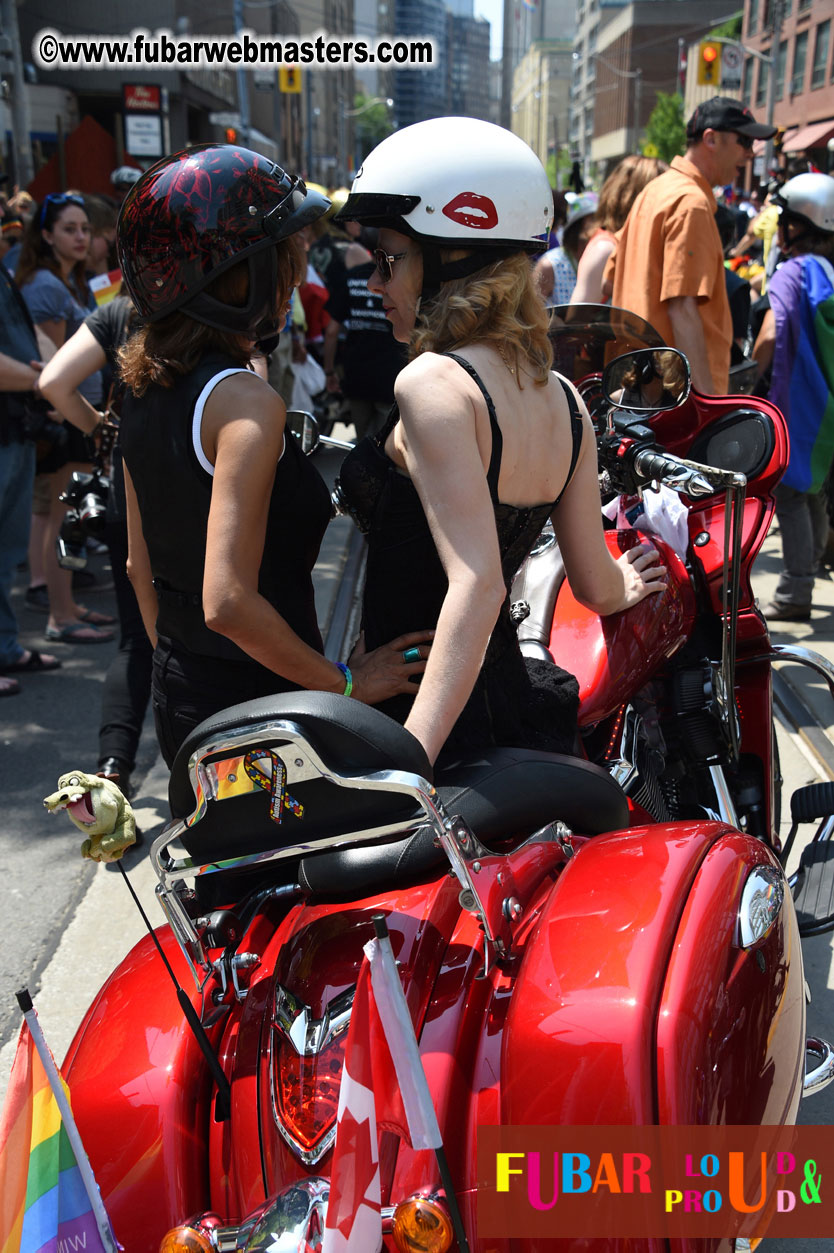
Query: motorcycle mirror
[[602, 348, 691, 414], [286, 410, 320, 455]]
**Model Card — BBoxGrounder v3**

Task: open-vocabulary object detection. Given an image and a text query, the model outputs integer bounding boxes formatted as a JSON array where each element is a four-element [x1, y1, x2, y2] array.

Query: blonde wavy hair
[[411, 250, 553, 386]]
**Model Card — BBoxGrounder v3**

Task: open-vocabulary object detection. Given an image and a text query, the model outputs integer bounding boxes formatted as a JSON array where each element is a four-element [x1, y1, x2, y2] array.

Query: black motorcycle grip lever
[[633, 449, 684, 482]]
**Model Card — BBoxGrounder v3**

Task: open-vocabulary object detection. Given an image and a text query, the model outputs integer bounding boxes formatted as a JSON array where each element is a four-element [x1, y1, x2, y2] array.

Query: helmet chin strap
[[181, 248, 281, 336], [418, 246, 513, 303]]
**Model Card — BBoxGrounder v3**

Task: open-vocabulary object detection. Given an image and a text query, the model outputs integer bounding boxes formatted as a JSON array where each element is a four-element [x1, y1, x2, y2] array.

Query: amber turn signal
[[391, 1195, 454, 1252], [159, 1225, 216, 1252]]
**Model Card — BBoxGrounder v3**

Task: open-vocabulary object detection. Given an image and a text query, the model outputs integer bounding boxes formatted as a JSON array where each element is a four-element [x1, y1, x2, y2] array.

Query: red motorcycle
[[61, 308, 834, 1252]]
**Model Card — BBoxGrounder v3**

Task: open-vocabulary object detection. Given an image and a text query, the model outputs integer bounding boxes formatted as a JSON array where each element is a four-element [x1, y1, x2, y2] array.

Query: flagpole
[[370, 915, 471, 1253], [16, 989, 121, 1253]]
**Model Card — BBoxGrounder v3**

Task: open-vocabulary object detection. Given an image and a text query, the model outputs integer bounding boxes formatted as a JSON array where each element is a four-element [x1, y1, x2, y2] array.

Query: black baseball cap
[[686, 97, 777, 141]]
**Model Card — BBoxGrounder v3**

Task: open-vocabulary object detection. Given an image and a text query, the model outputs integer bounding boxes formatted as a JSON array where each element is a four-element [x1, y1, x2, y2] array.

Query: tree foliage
[[353, 94, 393, 162], [643, 91, 686, 163], [711, 14, 743, 40]]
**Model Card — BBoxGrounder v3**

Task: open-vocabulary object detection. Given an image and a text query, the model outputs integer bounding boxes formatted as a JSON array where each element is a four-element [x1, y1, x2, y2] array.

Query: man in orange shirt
[[606, 98, 776, 394]]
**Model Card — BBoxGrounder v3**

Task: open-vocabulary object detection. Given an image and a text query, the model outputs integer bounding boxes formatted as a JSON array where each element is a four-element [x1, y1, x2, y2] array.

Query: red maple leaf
[[331, 1102, 380, 1240]]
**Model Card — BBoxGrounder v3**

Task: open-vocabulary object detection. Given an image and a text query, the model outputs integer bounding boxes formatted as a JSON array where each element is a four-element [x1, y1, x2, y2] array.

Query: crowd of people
[[1, 99, 833, 785]]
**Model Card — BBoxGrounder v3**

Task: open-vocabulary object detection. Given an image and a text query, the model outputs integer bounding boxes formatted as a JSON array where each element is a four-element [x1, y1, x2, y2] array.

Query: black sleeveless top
[[337, 353, 583, 763], [120, 353, 331, 673]]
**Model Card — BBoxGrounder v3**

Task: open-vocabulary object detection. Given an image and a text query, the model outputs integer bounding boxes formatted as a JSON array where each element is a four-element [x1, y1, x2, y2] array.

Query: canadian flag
[[322, 932, 442, 1253]]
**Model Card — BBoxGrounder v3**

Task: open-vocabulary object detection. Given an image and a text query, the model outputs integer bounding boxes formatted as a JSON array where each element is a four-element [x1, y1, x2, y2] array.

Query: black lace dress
[[336, 353, 582, 765]]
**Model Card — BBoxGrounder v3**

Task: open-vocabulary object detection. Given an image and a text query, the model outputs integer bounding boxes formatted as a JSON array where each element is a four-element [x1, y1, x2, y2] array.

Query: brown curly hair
[[411, 251, 552, 386], [119, 238, 303, 395]]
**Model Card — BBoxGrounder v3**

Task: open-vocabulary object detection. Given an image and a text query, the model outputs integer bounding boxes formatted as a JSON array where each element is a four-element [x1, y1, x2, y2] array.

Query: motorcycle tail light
[[392, 1195, 454, 1252], [274, 1031, 347, 1150]]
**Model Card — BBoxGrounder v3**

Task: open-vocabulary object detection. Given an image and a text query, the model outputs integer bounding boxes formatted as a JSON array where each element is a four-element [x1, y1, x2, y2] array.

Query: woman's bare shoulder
[[395, 351, 477, 399]]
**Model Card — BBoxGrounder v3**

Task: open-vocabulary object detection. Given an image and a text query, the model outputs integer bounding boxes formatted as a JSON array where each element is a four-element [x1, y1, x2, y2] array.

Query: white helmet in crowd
[[775, 172, 834, 234], [111, 166, 142, 191], [337, 117, 553, 295]]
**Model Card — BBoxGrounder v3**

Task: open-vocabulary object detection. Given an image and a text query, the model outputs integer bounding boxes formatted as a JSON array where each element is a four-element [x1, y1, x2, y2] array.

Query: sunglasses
[[723, 131, 755, 151], [373, 248, 408, 282], [40, 192, 86, 228]]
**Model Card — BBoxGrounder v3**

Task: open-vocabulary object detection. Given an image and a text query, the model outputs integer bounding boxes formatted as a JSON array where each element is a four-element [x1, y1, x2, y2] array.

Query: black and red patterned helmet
[[117, 145, 329, 332]]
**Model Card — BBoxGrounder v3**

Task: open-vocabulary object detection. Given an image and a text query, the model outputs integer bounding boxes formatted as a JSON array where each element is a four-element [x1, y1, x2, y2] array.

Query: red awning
[[754, 127, 799, 156], [783, 118, 834, 153]]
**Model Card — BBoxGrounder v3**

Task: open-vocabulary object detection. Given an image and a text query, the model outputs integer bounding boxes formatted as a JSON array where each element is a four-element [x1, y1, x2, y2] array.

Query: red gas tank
[[549, 529, 696, 726]]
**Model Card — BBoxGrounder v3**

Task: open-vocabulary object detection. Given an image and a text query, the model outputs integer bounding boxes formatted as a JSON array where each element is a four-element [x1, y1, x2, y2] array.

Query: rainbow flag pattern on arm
[[0, 1021, 117, 1253]]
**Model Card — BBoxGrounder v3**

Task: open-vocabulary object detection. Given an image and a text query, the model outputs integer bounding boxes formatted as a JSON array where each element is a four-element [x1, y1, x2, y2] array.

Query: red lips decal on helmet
[[441, 192, 499, 230]]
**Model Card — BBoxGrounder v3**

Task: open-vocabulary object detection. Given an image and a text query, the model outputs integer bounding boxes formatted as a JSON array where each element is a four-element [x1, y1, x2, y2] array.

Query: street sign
[[123, 83, 163, 158], [123, 84, 160, 112], [209, 111, 242, 128], [721, 44, 743, 92], [125, 113, 162, 157]]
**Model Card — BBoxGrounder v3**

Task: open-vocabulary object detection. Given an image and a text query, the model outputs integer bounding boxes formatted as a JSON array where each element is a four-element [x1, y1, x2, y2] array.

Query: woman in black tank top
[[115, 145, 434, 766], [336, 118, 666, 767]]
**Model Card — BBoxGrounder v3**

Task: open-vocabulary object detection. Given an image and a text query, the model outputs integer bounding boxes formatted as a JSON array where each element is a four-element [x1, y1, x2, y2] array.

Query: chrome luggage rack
[[151, 716, 565, 988]]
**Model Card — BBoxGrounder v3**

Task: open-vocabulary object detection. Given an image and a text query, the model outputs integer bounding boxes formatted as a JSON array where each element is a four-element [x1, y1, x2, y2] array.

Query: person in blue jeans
[[0, 264, 60, 694]]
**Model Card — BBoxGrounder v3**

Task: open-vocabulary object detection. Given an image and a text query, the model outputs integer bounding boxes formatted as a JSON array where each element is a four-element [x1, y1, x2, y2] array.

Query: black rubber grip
[[634, 450, 680, 481], [790, 782, 834, 823]]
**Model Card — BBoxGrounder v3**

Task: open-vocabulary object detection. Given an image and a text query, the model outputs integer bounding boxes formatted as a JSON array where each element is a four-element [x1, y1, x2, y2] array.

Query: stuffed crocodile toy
[[44, 770, 137, 862]]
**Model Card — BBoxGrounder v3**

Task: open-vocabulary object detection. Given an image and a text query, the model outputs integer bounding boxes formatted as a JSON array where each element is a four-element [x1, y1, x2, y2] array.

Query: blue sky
[[474, 0, 504, 59]]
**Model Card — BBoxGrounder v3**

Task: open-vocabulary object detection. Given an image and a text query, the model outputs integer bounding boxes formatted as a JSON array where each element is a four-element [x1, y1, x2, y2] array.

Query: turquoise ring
[[402, 646, 422, 664]]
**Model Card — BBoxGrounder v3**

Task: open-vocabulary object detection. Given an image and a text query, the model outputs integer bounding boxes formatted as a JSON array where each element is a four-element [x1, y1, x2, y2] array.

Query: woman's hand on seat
[[348, 630, 434, 704]]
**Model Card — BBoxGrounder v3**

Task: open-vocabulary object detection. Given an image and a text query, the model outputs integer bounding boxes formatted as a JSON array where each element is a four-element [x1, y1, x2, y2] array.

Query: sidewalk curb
[[774, 670, 834, 782]]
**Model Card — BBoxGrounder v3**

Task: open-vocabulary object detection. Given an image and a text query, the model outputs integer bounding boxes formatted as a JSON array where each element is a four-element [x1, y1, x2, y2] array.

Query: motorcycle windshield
[[549, 303, 667, 383]]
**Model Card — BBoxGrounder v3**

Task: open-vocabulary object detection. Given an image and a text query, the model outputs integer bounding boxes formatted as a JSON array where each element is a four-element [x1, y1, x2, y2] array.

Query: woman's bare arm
[[571, 235, 615, 305], [551, 383, 666, 615], [200, 373, 427, 704], [752, 307, 775, 379], [39, 324, 107, 433]]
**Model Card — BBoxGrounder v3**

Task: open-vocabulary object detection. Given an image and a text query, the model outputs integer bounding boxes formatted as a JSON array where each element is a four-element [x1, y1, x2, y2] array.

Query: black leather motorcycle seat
[[298, 746, 630, 895]]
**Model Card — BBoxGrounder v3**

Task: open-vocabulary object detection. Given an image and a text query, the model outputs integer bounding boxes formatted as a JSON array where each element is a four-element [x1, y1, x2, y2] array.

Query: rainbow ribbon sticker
[[244, 750, 304, 824]]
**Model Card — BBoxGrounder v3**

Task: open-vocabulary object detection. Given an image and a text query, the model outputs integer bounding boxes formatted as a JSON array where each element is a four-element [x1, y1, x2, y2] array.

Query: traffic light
[[279, 66, 302, 93], [224, 127, 238, 143], [698, 41, 721, 87]]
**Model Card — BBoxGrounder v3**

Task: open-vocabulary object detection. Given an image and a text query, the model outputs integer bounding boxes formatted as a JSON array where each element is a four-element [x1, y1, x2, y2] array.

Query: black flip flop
[[0, 649, 62, 674]]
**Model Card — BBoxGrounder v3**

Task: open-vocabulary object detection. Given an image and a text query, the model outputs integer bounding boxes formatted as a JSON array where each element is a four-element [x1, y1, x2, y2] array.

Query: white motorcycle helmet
[[775, 172, 834, 234], [337, 116, 553, 296]]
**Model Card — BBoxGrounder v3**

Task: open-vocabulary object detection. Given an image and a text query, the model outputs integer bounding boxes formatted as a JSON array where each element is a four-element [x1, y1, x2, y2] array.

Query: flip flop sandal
[[0, 676, 21, 696], [0, 649, 61, 674], [45, 622, 115, 644], [78, 608, 118, 626]]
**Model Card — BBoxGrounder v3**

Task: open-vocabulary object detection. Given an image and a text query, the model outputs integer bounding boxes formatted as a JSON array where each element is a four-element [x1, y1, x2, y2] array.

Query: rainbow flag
[[0, 1016, 118, 1253], [88, 269, 122, 307], [770, 254, 834, 493]]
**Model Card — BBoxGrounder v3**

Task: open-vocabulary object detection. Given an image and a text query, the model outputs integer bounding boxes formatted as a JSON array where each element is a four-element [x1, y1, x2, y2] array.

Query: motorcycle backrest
[[168, 692, 434, 867]]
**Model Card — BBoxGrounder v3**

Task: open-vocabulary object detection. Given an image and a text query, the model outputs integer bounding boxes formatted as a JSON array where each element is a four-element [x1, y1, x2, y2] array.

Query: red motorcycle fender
[[657, 832, 805, 1128], [62, 929, 214, 1253], [500, 822, 727, 1128]]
